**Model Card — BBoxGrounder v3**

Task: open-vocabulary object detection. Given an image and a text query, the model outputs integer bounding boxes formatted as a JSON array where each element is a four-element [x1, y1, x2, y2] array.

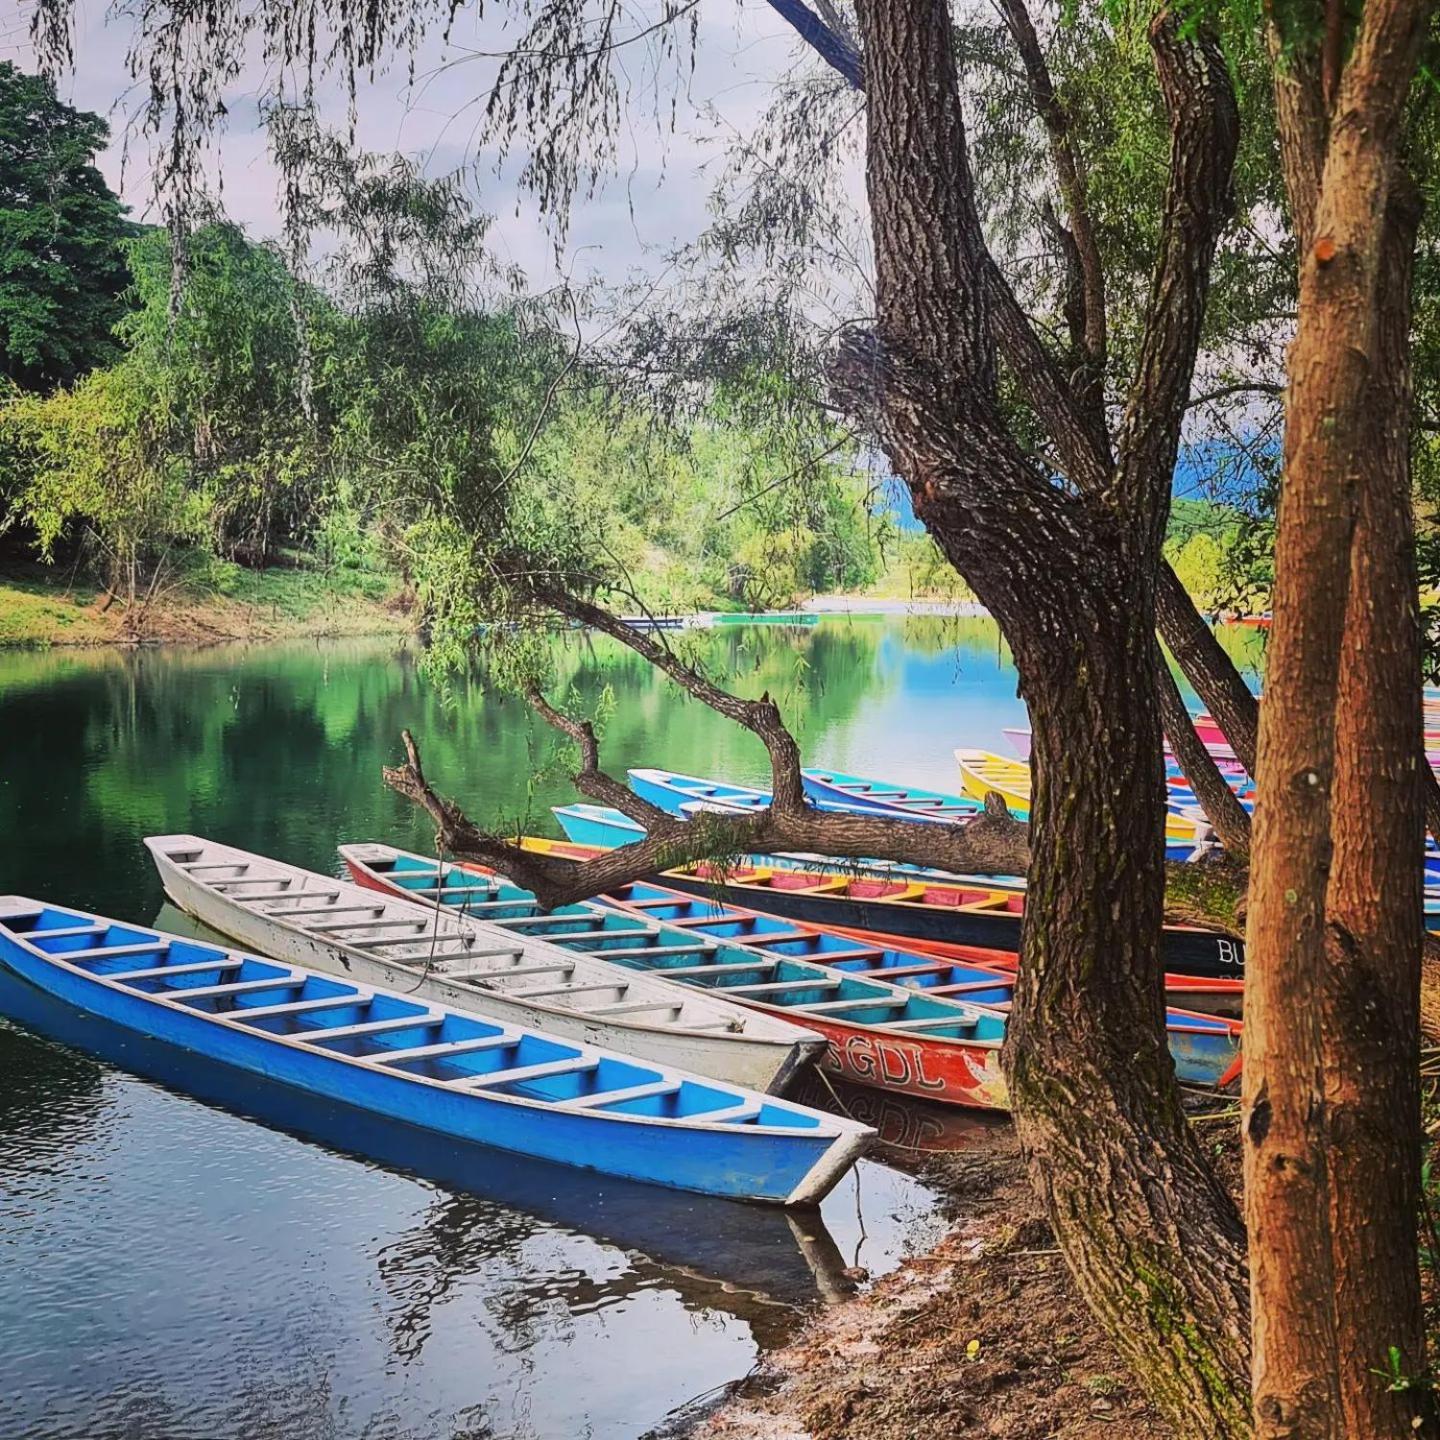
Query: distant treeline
[[0, 60, 1251, 624]]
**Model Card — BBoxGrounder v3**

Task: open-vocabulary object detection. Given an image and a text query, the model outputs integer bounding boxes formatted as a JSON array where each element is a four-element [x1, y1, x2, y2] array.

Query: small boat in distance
[[800, 768, 981, 824], [146, 835, 823, 1095], [627, 767, 944, 823], [955, 749, 1213, 854], [0, 897, 871, 1205]]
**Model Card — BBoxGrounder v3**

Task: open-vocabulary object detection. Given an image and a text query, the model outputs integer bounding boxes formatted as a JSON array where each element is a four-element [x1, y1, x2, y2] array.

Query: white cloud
[[9, 0, 821, 290]]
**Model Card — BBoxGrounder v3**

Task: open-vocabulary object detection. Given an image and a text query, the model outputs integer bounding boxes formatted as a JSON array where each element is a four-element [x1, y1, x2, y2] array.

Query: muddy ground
[[693, 1134, 1176, 1439]]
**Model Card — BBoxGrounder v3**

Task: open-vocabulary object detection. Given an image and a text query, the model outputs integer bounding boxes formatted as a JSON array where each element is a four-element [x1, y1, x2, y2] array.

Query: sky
[[6, 0, 826, 292]]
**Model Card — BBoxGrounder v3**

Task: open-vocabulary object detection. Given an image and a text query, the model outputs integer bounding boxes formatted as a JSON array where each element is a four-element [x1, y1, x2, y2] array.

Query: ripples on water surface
[[0, 620, 1260, 1438]]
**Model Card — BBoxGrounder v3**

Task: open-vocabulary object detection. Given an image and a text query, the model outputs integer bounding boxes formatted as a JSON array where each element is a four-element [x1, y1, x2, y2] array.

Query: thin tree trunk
[[1156, 643, 1252, 855], [1156, 562, 1261, 774]]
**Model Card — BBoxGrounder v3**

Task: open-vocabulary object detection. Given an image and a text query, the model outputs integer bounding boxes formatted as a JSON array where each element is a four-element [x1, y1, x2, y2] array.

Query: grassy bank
[[0, 561, 414, 647]]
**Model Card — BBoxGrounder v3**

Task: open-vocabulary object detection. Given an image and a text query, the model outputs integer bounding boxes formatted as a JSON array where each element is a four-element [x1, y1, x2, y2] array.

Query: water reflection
[[0, 618, 1257, 1438], [0, 954, 935, 1437]]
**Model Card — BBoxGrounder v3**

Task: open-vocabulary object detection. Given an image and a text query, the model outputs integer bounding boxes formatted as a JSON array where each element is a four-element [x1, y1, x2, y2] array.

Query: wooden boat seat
[[490, 914, 596, 930], [176, 860, 249, 873], [593, 943, 714, 959], [300, 1014, 442, 1042], [588, 999, 685, 1017], [26, 925, 106, 941], [311, 917, 428, 934], [428, 956, 530, 980], [372, 1034, 517, 1064], [274, 902, 383, 919], [211, 878, 296, 893], [725, 978, 843, 997], [852, 961, 951, 981], [558, 928, 655, 943], [656, 959, 774, 979], [438, 898, 540, 915], [111, 957, 244, 981], [225, 995, 363, 1022], [346, 934, 489, 954], [692, 1101, 762, 1124], [800, 995, 908, 1014], [175, 975, 305, 1000], [507, 981, 628, 999], [60, 941, 173, 962], [473, 961, 574, 981], [733, 929, 811, 944], [462, 1056, 600, 1089], [259, 893, 344, 911], [879, 1016, 984, 1034], [560, 1080, 681, 1110], [926, 979, 1016, 997]]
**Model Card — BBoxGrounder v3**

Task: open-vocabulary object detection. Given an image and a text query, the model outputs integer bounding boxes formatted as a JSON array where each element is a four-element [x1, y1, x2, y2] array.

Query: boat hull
[[155, 856, 813, 1095], [746, 1001, 1007, 1109], [0, 913, 867, 1206], [801, 926, 1246, 1017], [646, 869, 1247, 981]]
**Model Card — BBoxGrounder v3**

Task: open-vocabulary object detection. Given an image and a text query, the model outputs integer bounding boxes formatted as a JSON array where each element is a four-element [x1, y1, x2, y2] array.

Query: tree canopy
[[0, 61, 132, 392]]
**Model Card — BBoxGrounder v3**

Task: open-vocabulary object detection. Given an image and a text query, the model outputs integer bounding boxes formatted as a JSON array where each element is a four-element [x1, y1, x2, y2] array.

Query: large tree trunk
[[851, 0, 1254, 1431], [1001, 571, 1254, 1434], [1244, 0, 1433, 1426], [1321, 183, 1428, 1436]]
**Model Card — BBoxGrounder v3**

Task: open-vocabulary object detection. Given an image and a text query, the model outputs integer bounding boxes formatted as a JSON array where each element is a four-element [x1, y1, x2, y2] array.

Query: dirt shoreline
[[0, 566, 414, 649], [691, 1135, 1168, 1440]]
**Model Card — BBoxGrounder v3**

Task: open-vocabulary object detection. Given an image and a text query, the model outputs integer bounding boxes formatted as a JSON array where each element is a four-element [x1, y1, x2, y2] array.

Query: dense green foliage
[[0, 128, 884, 624], [0, 63, 132, 392]]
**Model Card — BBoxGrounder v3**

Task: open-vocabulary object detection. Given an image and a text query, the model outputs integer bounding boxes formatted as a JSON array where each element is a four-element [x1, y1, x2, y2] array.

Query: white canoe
[[145, 835, 824, 1095]]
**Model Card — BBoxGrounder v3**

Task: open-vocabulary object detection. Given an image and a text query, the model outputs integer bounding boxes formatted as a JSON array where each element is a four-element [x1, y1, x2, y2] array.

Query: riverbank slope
[[694, 1135, 1169, 1439], [0, 563, 413, 647]]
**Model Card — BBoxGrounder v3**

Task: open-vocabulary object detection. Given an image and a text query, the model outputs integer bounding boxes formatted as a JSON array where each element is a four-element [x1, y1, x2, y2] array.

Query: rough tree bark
[[1156, 645, 1252, 856], [840, 0, 1253, 1430], [1323, 181, 1429, 1438], [1243, 0, 1434, 1429]]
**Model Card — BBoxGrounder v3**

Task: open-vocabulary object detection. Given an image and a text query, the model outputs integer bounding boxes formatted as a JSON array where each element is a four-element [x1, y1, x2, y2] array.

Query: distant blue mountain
[[874, 435, 1277, 532]]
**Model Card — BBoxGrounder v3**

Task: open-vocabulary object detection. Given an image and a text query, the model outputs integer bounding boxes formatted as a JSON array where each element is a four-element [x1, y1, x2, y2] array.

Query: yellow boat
[[954, 748, 1208, 848]]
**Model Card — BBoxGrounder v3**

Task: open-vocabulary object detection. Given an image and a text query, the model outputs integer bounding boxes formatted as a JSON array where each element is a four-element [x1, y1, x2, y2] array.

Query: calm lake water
[[0, 615, 1262, 1440]]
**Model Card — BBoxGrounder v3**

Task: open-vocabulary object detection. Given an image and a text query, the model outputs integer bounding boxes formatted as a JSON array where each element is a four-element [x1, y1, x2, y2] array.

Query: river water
[[0, 616, 1262, 1440]]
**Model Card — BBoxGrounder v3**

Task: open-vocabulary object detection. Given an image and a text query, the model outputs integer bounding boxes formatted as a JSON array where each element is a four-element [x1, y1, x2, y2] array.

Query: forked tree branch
[[996, 0, 1107, 421], [531, 583, 810, 811], [520, 683, 675, 826], [383, 729, 1032, 909]]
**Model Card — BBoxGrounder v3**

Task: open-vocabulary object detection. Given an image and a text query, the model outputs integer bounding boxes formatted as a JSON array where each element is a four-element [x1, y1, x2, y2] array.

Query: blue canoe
[[800, 768, 982, 824], [626, 767, 895, 822], [340, 846, 1244, 1092], [0, 897, 872, 1205]]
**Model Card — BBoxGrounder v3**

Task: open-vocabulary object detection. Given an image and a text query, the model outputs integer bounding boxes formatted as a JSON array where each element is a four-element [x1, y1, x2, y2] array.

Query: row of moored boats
[[0, 751, 1257, 1206]]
